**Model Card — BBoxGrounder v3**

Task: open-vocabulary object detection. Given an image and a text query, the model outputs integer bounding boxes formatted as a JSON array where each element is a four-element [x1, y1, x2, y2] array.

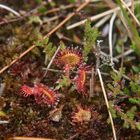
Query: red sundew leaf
[[19, 83, 60, 107]]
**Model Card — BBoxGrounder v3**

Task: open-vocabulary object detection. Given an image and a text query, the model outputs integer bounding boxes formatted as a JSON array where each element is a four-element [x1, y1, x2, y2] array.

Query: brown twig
[[0, 4, 20, 17], [45, 0, 90, 37], [45, 4, 77, 14], [0, 0, 91, 75], [7, 137, 55, 140], [121, 0, 140, 26], [43, 46, 61, 79], [131, 0, 134, 13], [89, 67, 94, 98], [120, 45, 124, 68], [97, 68, 117, 140], [120, 0, 140, 27], [67, 1, 140, 30], [0, 4, 43, 25], [66, 133, 79, 140], [56, 32, 83, 45], [104, 0, 132, 40], [42, 68, 110, 77], [0, 3, 76, 26]]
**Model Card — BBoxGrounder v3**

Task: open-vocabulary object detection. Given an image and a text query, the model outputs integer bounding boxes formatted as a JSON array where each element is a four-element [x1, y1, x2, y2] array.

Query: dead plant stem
[[0, 4, 20, 16], [43, 46, 61, 78], [109, 12, 117, 67], [97, 68, 117, 140], [108, 11, 130, 81], [0, 3, 75, 26], [0, 0, 91, 75], [67, 1, 140, 30], [120, 0, 140, 27], [89, 67, 94, 98]]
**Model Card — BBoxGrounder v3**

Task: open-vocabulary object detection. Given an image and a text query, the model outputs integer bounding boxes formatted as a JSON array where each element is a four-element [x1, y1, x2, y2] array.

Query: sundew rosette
[[19, 83, 60, 107], [55, 47, 83, 77]]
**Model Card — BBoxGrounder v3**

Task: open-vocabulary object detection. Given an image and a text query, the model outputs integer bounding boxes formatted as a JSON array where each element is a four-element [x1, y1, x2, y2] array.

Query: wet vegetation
[[0, 0, 140, 140]]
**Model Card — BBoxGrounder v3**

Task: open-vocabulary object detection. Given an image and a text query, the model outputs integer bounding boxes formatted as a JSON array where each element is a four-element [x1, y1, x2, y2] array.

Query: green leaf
[[35, 0, 42, 4], [38, 6, 47, 14], [35, 37, 56, 65], [55, 75, 71, 90], [109, 101, 117, 118], [110, 68, 125, 82], [68, 0, 76, 3], [129, 97, 140, 105], [116, 45, 122, 53], [132, 65, 140, 73], [29, 16, 42, 24], [130, 81, 140, 94], [60, 41, 66, 50], [126, 106, 137, 120]]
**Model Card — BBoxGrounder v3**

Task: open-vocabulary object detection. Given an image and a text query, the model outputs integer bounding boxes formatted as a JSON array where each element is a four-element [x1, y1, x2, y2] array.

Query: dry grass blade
[[94, 14, 111, 28], [89, 67, 94, 98], [97, 68, 117, 140], [0, 4, 76, 26], [115, 49, 134, 59], [7, 137, 55, 140], [0, 0, 91, 75], [0, 4, 20, 16], [67, 1, 140, 30], [43, 46, 61, 78], [109, 12, 117, 67], [46, 0, 91, 37], [120, 0, 140, 27]]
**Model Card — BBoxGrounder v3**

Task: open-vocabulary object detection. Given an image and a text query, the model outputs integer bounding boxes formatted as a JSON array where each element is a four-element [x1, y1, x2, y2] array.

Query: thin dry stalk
[[115, 49, 134, 59], [56, 32, 83, 45], [109, 13, 117, 67], [66, 133, 79, 140], [7, 137, 55, 140], [46, 0, 91, 37], [0, 3, 75, 26], [67, 1, 140, 30], [0, 4, 20, 16], [94, 15, 111, 28], [97, 68, 117, 140], [42, 68, 110, 77], [0, 120, 9, 124], [45, 4, 76, 14], [43, 15, 61, 23], [131, 0, 134, 13], [108, 11, 130, 81], [43, 46, 61, 78], [0, 0, 91, 75], [103, 0, 116, 8], [89, 67, 94, 98], [104, 0, 132, 40], [119, 12, 132, 39], [113, 68, 130, 81], [120, 45, 124, 68], [120, 0, 140, 27]]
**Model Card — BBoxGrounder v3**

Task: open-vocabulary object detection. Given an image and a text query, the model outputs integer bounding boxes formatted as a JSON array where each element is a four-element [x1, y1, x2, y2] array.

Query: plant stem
[[67, 1, 140, 30], [0, 0, 91, 75], [120, 0, 140, 27], [97, 68, 117, 140], [109, 13, 117, 67], [0, 4, 20, 16]]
